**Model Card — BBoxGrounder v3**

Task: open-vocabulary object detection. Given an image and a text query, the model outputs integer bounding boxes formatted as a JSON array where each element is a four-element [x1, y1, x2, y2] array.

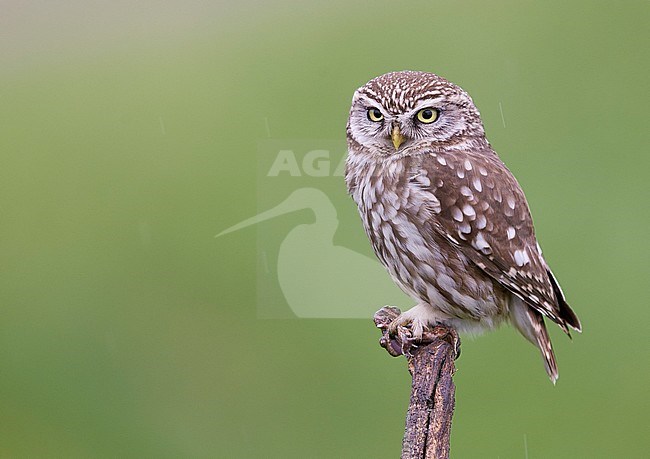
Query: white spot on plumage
[[472, 177, 483, 192], [507, 195, 516, 209], [460, 185, 473, 197], [451, 206, 463, 222], [459, 222, 472, 234], [507, 226, 516, 240], [462, 204, 476, 218], [464, 159, 473, 171], [475, 213, 487, 229], [456, 168, 465, 179], [514, 249, 530, 267], [478, 166, 488, 176], [473, 232, 491, 255], [437, 156, 447, 166]]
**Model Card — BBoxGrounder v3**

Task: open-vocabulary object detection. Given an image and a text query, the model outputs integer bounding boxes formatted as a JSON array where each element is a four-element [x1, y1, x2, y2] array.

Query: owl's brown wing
[[414, 150, 581, 333]]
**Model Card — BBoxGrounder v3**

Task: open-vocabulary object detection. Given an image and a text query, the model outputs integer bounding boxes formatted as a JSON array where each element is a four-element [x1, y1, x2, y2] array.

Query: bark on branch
[[374, 306, 459, 459]]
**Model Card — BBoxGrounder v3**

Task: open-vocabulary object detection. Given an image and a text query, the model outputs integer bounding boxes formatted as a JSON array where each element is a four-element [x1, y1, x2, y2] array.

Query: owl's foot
[[373, 306, 407, 356], [373, 306, 461, 359]]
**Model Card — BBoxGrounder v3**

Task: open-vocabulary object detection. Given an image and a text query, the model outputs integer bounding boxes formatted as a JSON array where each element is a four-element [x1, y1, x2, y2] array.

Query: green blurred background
[[1, 1, 648, 457]]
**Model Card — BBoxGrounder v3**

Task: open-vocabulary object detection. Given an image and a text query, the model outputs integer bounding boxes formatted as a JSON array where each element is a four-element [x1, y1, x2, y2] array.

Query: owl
[[345, 71, 581, 382]]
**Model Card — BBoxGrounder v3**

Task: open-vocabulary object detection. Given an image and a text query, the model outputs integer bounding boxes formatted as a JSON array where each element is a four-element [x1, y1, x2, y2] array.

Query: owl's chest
[[348, 156, 503, 319], [350, 158, 432, 240], [350, 158, 442, 280]]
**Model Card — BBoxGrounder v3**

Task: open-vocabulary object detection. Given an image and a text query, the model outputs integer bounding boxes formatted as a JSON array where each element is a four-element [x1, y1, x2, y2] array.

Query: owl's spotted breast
[[347, 152, 509, 331]]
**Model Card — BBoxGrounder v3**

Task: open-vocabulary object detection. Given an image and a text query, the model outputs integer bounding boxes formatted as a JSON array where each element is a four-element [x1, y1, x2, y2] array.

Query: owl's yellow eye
[[367, 108, 384, 122], [416, 108, 439, 124]]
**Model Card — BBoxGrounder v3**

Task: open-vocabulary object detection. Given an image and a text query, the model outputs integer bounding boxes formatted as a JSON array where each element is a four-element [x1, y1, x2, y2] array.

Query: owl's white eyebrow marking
[[412, 96, 444, 111], [356, 94, 385, 111]]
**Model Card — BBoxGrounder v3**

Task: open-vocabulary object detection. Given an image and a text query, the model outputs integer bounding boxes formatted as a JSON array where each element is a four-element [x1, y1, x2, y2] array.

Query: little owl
[[345, 71, 581, 382]]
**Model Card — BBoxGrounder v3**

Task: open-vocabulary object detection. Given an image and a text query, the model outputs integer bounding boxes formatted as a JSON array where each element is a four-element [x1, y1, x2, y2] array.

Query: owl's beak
[[391, 124, 405, 150]]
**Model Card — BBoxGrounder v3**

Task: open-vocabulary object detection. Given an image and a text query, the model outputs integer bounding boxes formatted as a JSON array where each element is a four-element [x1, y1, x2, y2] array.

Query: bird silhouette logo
[[217, 187, 411, 318]]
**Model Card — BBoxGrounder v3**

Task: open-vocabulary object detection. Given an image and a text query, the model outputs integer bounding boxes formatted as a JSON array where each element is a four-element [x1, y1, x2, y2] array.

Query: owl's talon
[[396, 325, 416, 357]]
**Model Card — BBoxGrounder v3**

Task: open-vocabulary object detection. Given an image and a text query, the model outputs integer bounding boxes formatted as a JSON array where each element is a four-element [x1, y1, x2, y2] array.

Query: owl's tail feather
[[530, 310, 559, 384], [510, 297, 559, 384], [546, 268, 582, 334]]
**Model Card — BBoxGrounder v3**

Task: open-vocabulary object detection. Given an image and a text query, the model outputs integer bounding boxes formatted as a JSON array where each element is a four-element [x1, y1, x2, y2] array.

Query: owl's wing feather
[[416, 150, 581, 333]]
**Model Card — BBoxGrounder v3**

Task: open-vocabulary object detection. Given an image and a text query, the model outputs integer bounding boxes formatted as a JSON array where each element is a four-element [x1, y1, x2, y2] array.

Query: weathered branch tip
[[373, 306, 459, 459]]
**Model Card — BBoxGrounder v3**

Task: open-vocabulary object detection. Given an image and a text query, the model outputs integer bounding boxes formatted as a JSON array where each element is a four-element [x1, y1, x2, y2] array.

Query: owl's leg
[[387, 304, 461, 358]]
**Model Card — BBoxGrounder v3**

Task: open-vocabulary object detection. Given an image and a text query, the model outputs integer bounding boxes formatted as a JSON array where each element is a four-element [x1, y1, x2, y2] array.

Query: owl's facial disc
[[348, 72, 487, 157], [349, 92, 459, 154]]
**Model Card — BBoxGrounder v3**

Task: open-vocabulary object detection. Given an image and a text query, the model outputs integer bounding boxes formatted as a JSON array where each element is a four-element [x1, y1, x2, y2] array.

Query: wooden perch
[[374, 306, 460, 459]]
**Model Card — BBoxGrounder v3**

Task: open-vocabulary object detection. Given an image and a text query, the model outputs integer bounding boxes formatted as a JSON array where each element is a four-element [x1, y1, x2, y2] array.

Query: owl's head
[[347, 71, 486, 156]]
